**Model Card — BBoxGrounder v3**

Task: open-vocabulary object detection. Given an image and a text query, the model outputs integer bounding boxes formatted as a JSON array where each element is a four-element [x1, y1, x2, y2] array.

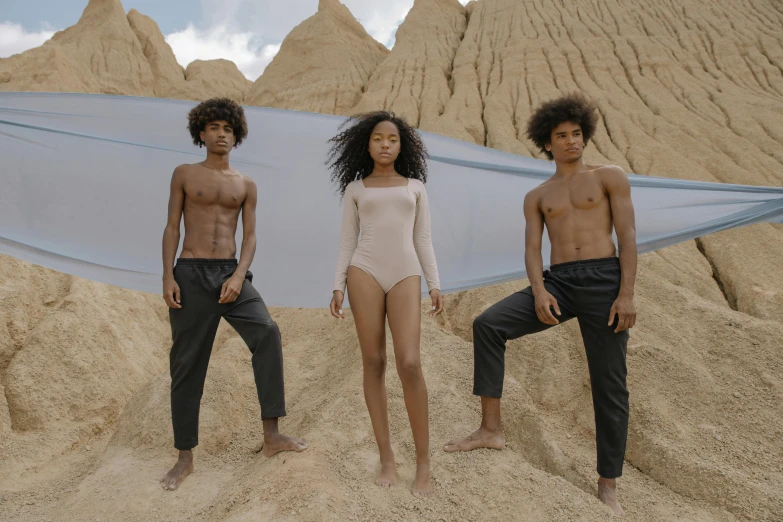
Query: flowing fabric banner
[[1, 92, 782, 307]]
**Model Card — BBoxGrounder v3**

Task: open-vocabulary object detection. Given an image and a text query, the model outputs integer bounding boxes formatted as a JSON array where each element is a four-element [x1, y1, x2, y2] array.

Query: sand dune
[[1, 0, 782, 520]]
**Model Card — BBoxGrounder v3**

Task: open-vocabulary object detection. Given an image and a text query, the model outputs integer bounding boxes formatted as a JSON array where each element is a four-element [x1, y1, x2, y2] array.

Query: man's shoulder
[[590, 164, 627, 179], [592, 164, 631, 195], [238, 172, 255, 187], [172, 163, 201, 177], [524, 183, 546, 205]]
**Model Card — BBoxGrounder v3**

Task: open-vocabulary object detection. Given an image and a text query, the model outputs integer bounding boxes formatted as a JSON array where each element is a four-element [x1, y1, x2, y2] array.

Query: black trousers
[[473, 257, 629, 478], [168, 258, 286, 451]]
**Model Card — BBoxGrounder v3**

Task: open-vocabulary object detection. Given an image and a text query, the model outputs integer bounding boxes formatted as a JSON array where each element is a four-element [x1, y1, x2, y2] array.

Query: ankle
[[479, 423, 502, 434], [176, 450, 193, 464], [598, 477, 616, 488], [379, 452, 395, 464]]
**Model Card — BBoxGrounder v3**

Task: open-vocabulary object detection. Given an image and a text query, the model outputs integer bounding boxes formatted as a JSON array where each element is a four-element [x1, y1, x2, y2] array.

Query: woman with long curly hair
[[328, 111, 444, 496]]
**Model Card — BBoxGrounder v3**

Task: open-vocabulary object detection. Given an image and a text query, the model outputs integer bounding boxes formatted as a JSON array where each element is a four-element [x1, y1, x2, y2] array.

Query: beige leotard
[[334, 178, 440, 294]]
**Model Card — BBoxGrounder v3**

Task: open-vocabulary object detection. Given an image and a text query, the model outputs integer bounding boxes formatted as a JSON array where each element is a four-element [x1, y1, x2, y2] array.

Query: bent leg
[[223, 277, 306, 456], [386, 275, 431, 496], [473, 287, 572, 398], [347, 266, 396, 487], [446, 285, 575, 453]]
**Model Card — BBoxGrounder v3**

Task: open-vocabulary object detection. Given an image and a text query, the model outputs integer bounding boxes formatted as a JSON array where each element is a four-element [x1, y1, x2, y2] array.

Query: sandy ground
[[1, 242, 781, 521]]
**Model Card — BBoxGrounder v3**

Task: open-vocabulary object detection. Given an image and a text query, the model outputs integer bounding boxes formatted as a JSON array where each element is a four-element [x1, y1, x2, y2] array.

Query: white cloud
[[343, 0, 474, 48], [0, 21, 57, 58], [165, 24, 280, 81], [343, 0, 414, 47]]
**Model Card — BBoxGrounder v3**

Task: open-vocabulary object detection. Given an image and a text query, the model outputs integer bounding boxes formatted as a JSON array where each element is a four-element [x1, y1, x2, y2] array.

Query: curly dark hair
[[526, 93, 598, 160], [187, 97, 248, 148], [327, 111, 428, 196]]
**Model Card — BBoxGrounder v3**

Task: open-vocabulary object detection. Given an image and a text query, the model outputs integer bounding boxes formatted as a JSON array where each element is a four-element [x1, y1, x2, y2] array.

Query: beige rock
[[244, 0, 389, 114], [126, 9, 186, 99], [0, 0, 155, 96], [178, 59, 252, 103], [352, 0, 467, 132], [0, 254, 169, 478]]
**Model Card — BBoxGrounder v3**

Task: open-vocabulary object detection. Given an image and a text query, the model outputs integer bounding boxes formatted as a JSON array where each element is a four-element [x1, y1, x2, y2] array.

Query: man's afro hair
[[187, 97, 248, 148], [526, 93, 598, 160]]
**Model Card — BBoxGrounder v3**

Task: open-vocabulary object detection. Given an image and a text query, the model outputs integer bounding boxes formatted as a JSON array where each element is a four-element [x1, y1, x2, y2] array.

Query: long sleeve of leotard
[[333, 182, 359, 293], [413, 181, 441, 292]]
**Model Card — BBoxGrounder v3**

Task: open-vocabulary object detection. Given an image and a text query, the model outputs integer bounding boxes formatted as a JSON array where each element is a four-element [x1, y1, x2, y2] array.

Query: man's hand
[[163, 277, 182, 309], [429, 289, 444, 316], [330, 291, 346, 319], [608, 295, 636, 333], [219, 274, 244, 304], [534, 289, 561, 325]]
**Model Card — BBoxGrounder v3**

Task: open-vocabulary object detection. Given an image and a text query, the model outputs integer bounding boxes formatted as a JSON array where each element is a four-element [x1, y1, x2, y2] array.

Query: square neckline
[[360, 178, 411, 189]]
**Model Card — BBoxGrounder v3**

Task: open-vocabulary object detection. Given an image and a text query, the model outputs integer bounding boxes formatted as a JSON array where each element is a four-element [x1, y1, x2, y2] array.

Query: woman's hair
[[327, 111, 428, 196], [187, 97, 248, 148], [526, 93, 598, 160]]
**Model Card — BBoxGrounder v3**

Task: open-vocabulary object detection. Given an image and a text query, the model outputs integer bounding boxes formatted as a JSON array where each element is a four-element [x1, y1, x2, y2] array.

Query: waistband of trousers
[[549, 257, 619, 272], [175, 258, 237, 268]]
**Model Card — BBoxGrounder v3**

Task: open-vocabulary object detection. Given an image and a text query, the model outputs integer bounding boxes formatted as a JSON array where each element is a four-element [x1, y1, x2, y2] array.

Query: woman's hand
[[330, 290, 346, 319], [429, 289, 444, 316]]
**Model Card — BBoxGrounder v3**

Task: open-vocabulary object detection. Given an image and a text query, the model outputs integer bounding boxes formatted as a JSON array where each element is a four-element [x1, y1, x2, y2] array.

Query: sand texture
[[1, 0, 782, 520]]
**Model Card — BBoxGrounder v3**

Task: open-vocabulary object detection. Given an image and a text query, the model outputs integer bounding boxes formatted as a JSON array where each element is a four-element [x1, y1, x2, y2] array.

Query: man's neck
[[553, 157, 586, 180], [203, 151, 230, 171]]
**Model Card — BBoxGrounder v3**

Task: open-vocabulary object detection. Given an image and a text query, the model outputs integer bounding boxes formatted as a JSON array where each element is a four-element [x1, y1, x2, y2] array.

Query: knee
[[246, 321, 282, 355], [257, 320, 281, 340], [396, 355, 422, 383], [473, 312, 494, 337], [473, 311, 502, 347], [363, 353, 387, 376]]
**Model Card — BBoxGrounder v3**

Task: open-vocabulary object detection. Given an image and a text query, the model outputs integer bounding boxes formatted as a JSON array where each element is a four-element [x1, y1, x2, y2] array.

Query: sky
[[0, 0, 471, 81]]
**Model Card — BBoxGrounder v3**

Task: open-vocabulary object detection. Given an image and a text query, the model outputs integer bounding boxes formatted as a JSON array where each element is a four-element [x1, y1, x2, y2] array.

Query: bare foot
[[443, 427, 505, 452], [411, 462, 432, 497], [260, 433, 308, 457], [598, 477, 625, 517], [375, 459, 397, 488], [160, 450, 194, 491]]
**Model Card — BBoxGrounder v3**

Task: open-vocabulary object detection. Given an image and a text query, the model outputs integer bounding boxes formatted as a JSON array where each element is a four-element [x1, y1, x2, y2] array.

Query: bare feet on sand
[[411, 462, 433, 497], [160, 450, 194, 491], [443, 427, 505, 452], [598, 477, 625, 517], [376, 459, 397, 488], [260, 433, 308, 457]]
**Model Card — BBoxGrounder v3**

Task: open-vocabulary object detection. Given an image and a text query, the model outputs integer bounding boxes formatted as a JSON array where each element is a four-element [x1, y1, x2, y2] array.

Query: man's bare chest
[[184, 176, 245, 209], [539, 179, 607, 219]]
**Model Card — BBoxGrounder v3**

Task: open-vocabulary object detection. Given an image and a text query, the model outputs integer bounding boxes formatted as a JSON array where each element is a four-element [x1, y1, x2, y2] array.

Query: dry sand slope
[[1, 0, 782, 520]]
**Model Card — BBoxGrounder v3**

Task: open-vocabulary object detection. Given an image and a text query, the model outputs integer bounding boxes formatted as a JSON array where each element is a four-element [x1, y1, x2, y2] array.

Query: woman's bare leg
[[347, 267, 396, 487], [386, 276, 432, 496]]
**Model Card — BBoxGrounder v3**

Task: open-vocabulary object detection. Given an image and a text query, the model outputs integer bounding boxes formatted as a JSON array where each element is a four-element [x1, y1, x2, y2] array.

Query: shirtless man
[[160, 98, 307, 491], [444, 93, 636, 517]]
